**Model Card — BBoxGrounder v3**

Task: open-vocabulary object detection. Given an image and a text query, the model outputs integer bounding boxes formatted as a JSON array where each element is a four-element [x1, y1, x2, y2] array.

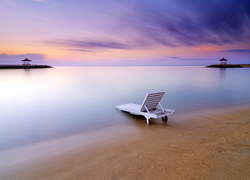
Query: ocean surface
[[1, 66, 250, 150]]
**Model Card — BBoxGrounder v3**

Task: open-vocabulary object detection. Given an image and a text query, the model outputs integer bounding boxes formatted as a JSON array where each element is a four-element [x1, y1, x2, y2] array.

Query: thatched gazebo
[[21, 58, 32, 66], [219, 57, 228, 65]]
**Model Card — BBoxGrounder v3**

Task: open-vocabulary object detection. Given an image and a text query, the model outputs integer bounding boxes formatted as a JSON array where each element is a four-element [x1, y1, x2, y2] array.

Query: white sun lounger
[[115, 92, 175, 124]]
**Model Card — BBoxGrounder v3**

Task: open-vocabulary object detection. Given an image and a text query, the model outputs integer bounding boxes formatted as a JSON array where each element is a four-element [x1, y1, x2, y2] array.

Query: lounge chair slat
[[144, 100, 160, 104], [140, 92, 164, 112]]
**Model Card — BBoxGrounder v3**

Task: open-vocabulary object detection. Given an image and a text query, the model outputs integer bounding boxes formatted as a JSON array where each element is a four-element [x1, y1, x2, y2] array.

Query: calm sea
[[1, 66, 250, 149]]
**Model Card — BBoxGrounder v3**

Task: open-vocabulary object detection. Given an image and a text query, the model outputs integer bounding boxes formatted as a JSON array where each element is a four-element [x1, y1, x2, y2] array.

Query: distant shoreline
[[206, 64, 250, 68], [0, 65, 53, 69]]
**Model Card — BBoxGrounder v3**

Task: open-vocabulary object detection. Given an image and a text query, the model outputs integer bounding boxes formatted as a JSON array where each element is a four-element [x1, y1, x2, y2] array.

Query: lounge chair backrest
[[140, 92, 165, 112]]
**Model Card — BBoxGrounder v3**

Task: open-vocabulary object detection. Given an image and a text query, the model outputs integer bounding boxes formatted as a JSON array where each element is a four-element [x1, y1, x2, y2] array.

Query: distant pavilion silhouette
[[22, 58, 32, 66], [219, 57, 228, 65]]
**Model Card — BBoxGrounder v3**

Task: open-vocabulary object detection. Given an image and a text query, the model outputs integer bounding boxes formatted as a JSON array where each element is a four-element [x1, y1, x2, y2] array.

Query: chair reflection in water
[[115, 92, 175, 124]]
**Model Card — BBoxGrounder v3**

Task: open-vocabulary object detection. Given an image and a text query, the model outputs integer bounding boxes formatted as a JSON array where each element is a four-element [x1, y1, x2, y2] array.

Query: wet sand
[[1, 105, 250, 180]]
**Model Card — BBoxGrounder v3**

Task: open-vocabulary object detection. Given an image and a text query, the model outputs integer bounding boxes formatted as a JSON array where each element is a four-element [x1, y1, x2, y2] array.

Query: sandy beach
[[1, 105, 250, 180]]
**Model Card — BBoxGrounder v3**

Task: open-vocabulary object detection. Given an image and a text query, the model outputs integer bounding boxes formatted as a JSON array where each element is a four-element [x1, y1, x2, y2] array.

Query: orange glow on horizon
[[193, 46, 224, 52]]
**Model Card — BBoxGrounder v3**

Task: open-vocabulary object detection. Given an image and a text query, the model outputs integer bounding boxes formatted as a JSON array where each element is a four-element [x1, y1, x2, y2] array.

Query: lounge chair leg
[[164, 116, 168, 120], [162, 116, 168, 123], [146, 118, 152, 124]]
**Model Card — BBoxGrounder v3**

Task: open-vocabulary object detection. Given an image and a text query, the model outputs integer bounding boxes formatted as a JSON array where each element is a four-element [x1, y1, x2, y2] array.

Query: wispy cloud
[[218, 49, 250, 53], [121, 0, 250, 47], [157, 56, 216, 61], [181, 58, 216, 61], [69, 49, 94, 53], [167, 56, 182, 59], [44, 38, 152, 51]]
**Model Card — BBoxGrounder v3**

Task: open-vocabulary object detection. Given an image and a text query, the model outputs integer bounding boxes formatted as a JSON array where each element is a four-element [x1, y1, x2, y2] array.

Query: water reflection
[[0, 66, 250, 150], [219, 67, 226, 81]]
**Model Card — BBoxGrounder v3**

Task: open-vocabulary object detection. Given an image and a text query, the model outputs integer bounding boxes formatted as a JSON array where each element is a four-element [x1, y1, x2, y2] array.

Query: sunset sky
[[0, 0, 250, 66]]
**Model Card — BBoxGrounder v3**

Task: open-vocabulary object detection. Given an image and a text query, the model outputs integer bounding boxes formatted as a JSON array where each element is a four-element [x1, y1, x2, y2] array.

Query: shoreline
[[1, 104, 250, 179]]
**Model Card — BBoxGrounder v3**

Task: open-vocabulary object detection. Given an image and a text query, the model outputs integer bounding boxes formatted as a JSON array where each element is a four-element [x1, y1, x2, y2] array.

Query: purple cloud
[[218, 49, 250, 53], [69, 49, 94, 53], [67, 40, 129, 49], [122, 0, 250, 47], [41, 0, 250, 52], [181, 58, 216, 61], [45, 38, 152, 51], [167, 56, 182, 59]]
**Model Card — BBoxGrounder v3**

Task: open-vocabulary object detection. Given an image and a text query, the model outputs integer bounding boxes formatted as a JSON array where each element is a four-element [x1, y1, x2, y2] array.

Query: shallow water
[[1, 66, 250, 149]]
